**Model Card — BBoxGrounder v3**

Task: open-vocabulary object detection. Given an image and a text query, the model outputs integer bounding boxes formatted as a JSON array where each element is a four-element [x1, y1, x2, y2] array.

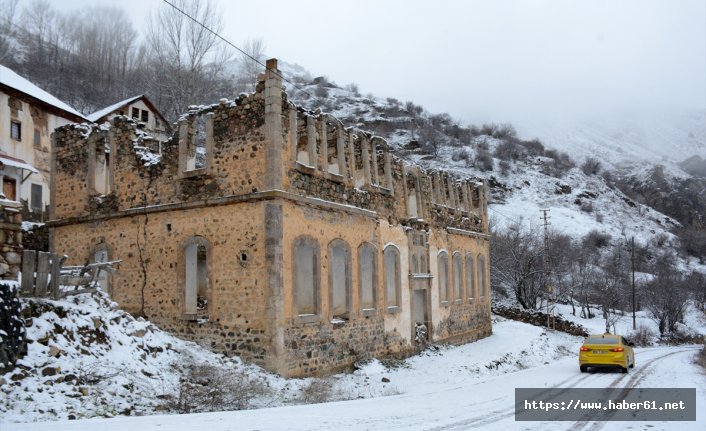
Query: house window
[[30, 183, 42, 213], [478, 255, 488, 298], [293, 236, 319, 317], [33, 128, 41, 148], [328, 239, 351, 320], [141, 109, 149, 122], [358, 243, 377, 313], [383, 244, 400, 310], [183, 236, 210, 316], [131, 107, 139, 119], [466, 254, 475, 301], [438, 251, 449, 305], [453, 252, 463, 302], [10, 121, 21, 140]]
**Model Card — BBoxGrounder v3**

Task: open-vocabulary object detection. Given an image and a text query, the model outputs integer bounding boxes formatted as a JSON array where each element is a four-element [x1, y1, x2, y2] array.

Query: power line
[[488, 206, 523, 224], [160, 0, 314, 100]]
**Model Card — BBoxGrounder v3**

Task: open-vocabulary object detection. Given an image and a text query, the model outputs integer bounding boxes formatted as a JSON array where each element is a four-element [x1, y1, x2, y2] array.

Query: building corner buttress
[[264, 58, 284, 191]]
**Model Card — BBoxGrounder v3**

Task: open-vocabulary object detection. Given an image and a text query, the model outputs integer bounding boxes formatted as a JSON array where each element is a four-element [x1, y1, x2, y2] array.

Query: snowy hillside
[[514, 111, 706, 170], [278, 64, 698, 250]]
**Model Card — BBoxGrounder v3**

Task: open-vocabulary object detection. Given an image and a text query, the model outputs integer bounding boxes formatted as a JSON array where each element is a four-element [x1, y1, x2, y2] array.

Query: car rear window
[[585, 336, 619, 344]]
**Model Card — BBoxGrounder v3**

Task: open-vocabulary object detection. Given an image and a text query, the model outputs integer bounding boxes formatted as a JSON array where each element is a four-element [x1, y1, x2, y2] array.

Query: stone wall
[[0, 281, 24, 372], [0, 198, 22, 280], [50, 58, 492, 377]]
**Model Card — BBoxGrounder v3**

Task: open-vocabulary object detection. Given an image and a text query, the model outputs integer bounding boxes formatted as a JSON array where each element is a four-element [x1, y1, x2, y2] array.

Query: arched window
[[465, 254, 475, 302], [358, 243, 377, 314], [383, 244, 401, 310], [182, 236, 211, 317], [328, 239, 351, 320], [438, 251, 450, 305], [478, 254, 488, 298], [453, 252, 463, 301], [293, 236, 320, 317]]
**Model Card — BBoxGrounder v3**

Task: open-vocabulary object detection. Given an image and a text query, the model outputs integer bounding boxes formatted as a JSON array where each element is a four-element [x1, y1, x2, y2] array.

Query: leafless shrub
[[474, 146, 493, 172], [499, 160, 511, 176], [298, 377, 339, 404], [583, 230, 611, 249], [581, 157, 602, 176], [479, 123, 517, 139], [346, 83, 360, 96], [519, 139, 545, 157], [494, 140, 525, 161], [171, 364, 270, 413], [696, 345, 706, 370], [451, 148, 471, 164], [76, 363, 123, 385], [580, 201, 594, 213], [314, 85, 329, 99], [630, 324, 655, 347], [542, 150, 576, 178]]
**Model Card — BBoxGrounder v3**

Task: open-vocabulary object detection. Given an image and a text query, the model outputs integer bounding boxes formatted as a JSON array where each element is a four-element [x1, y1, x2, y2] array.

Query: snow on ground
[[4, 333, 704, 431], [3, 291, 704, 430]]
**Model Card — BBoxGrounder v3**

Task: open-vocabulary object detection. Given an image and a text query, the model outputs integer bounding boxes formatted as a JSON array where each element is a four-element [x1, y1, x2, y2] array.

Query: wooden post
[[35, 252, 52, 297], [50, 254, 67, 300], [21, 250, 37, 296]]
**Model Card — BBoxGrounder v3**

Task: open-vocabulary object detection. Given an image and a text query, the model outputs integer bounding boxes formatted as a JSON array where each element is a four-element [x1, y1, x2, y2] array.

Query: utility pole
[[631, 236, 636, 330], [541, 209, 553, 329]]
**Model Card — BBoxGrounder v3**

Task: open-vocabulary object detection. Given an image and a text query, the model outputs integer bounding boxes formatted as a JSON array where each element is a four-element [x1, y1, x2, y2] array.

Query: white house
[[0, 65, 87, 220], [88, 95, 171, 143]]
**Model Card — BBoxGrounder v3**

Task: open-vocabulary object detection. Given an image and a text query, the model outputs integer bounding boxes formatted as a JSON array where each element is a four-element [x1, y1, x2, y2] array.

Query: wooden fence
[[20, 250, 119, 299]]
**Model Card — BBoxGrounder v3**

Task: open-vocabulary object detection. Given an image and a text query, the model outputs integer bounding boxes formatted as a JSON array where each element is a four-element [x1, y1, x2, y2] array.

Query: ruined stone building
[[0, 65, 87, 220], [49, 59, 491, 377]]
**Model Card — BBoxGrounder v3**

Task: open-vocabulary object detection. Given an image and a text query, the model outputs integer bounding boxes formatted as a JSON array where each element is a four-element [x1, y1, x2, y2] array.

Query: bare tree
[[491, 221, 546, 310], [643, 252, 689, 335], [145, 0, 232, 119], [236, 37, 266, 93]]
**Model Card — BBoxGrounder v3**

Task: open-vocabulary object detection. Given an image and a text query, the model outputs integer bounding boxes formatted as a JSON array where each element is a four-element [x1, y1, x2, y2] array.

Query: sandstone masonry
[[49, 59, 492, 377]]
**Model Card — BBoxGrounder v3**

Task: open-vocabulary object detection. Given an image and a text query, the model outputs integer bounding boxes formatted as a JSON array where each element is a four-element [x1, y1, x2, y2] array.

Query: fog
[[62, 0, 706, 137]]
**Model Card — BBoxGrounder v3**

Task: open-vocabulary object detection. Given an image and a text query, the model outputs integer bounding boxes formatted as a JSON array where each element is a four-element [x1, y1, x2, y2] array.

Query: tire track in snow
[[570, 347, 696, 431], [424, 347, 696, 431], [422, 363, 616, 430]]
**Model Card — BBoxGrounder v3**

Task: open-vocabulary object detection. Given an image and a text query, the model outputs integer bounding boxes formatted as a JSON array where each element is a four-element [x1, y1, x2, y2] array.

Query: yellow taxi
[[579, 333, 635, 373]]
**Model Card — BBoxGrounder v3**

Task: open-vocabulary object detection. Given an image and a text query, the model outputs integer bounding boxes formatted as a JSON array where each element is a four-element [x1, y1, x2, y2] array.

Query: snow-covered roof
[[87, 95, 143, 122], [0, 153, 39, 173], [0, 65, 86, 121]]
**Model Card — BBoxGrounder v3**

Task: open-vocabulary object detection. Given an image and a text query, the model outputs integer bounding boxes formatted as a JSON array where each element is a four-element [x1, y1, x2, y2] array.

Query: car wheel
[[621, 366, 628, 374], [580, 365, 587, 373], [629, 358, 634, 369]]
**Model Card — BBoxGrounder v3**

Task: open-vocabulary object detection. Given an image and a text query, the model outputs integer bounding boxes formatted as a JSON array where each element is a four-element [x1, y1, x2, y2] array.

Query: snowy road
[[5, 345, 703, 431]]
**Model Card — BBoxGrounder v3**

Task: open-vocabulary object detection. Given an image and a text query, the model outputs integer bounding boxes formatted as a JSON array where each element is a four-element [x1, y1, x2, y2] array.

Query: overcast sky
[[64, 0, 705, 131]]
